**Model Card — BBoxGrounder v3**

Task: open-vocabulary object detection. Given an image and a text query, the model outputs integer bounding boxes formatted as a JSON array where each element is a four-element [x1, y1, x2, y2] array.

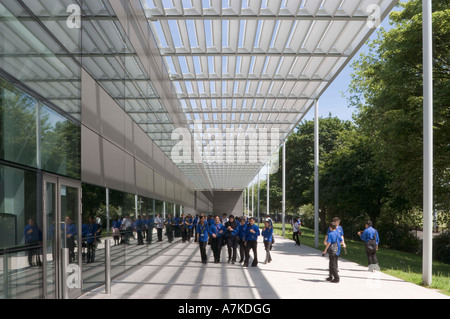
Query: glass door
[[43, 174, 82, 299]]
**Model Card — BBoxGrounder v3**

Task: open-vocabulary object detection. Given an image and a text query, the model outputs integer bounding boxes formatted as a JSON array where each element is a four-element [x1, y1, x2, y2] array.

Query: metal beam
[[161, 52, 348, 57], [147, 14, 370, 21]]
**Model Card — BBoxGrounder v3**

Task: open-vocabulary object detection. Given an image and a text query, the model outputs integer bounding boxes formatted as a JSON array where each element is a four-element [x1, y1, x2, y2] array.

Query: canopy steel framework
[[143, 0, 398, 190]]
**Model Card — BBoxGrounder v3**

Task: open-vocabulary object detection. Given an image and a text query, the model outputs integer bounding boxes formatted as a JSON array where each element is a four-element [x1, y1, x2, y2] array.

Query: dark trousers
[[211, 237, 222, 262], [264, 241, 272, 263], [293, 231, 300, 245], [147, 228, 153, 243], [199, 241, 207, 263], [181, 227, 187, 242], [329, 254, 339, 281], [137, 231, 144, 245], [87, 242, 95, 263], [227, 236, 238, 262], [238, 240, 246, 262], [157, 228, 163, 241], [244, 240, 258, 266], [166, 226, 174, 242], [366, 246, 378, 266]]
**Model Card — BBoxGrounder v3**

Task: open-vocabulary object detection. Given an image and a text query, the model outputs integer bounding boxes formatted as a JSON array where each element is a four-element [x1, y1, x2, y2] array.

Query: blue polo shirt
[[360, 226, 379, 245], [196, 223, 209, 242], [245, 224, 260, 241], [327, 230, 342, 256], [262, 227, 273, 242], [208, 223, 226, 238], [327, 225, 344, 237], [235, 224, 247, 240]]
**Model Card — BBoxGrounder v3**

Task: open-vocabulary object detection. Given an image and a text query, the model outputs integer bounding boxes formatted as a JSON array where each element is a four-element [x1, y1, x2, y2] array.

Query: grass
[[265, 223, 450, 296]]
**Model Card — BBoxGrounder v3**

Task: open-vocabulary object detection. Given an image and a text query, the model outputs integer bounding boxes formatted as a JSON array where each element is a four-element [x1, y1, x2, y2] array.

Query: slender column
[[257, 172, 260, 223], [422, 0, 433, 286], [106, 188, 110, 236], [266, 162, 270, 217], [282, 142, 286, 236], [314, 99, 319, 249]]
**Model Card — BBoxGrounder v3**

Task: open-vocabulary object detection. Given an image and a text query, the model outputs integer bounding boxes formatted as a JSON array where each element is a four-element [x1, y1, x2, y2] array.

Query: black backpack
[[328, 241, 339, 256]]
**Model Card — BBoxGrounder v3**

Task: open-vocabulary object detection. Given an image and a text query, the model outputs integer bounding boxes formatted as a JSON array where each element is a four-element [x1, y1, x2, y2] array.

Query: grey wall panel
[[135, 159, 149, 197], [81, 126, 103, 187], [81, 69, 100, 132], [213, 191, 244, 217], [124, 115, 134, 156], [103, 138, 125, 192], [100, 88, 125, 150], [147, 167, 154, 194], [166, 180, 175, 202], [124, 152, 136, 194], [154, 171, 165, 197], [134, 122, 148, 164]]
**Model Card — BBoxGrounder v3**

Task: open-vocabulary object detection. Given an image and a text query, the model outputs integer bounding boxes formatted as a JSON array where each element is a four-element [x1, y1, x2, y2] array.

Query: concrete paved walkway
[[80, 235, 448, 299]]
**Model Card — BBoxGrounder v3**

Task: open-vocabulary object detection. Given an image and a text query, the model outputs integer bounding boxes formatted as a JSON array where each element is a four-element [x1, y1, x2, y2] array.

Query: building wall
[[212, 191, 244, 217]]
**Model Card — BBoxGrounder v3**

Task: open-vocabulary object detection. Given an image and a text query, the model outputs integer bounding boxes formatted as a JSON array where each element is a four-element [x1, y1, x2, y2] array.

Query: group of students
[[322, 217, 380, 283], [195, 214, 274, 267]]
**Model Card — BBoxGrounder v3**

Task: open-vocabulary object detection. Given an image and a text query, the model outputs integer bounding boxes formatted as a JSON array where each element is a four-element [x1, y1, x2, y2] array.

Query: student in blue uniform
[[262, 220, 273, 264], [63, 216, 77, 263], [24, 218, 42, 267], [209, 215, 226, 263], [186, 214, 194, 242], [322, 222, 342, 283], [83, 216, 98, 263], [225, 215, 238, 264], [358, 220, 380, 271], [146, 215, 155, 244], [236, 217, 247, 263], [135, 215, 144, 245], [165, 213, 175, 243], [244, 217, 260, 267], [193, 214, 199, 242], [196, 215, 209, 264]]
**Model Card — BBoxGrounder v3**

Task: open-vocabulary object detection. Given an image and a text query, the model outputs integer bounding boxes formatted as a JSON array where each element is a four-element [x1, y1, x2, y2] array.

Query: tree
[[348, 0, 450, 211]]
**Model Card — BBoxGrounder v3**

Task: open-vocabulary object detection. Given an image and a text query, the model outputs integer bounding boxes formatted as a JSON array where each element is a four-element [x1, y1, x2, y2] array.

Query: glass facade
[[0, 0, 190, 299]]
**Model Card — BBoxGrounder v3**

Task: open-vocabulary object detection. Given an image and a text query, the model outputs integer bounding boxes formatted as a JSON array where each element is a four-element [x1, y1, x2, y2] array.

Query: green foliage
[[348, 0, 450, 211], [433, 231, 450, 264]]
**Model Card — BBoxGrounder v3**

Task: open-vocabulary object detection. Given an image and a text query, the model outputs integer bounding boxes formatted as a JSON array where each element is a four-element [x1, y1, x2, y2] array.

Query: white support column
[[163, 201, 166, 219], [422, 0, 433, 286], [282, 141, 286, 237], [251, 181, 254, 217], [257, 172, 260, 223], [266, 161, 270, 217], [135, 194, 138, 219], [106, 188, 110, 236], [314, 99, 319, 249]]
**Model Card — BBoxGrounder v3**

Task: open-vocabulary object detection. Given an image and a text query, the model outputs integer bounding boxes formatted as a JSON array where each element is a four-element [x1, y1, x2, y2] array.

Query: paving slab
[[80, 235, 449, 299]]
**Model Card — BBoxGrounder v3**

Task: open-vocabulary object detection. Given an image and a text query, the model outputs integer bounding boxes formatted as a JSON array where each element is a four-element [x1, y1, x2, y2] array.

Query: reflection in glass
[[0, 164, 41, 299]]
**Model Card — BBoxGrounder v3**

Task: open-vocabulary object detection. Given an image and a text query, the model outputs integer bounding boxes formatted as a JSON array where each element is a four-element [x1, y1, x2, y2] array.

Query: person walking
[[146, 215, 155, 244], [262, 220, 273, 264], [165, 213, 175, 243], [358, 221, 380, 271], [292, 218, 301, 246], [196, 215, 209, 264], [236, 217, 247, 263], [155, 213, 164, 242], [244, 217, 260, 267], [83, 216, 98, 263], [208, 215, 226, 263], [322, 222, 342, 283], [225, 215, 238, 264]]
